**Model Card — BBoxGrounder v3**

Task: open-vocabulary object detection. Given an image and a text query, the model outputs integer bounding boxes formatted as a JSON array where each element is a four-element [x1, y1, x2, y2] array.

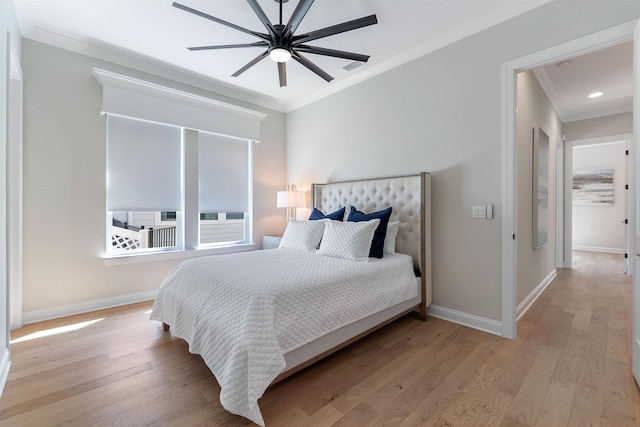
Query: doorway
[[501, 20, 637, 339], [567, 138, 631, 274]]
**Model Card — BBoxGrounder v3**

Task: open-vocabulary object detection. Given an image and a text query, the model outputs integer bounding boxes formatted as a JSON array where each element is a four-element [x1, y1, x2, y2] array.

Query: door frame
[[7, 39, 22, 330], [501, 20, 637, 338], [564, 136, 632, 270]]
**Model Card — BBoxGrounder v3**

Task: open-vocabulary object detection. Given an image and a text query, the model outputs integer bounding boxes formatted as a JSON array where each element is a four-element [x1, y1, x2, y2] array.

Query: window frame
[[105, 127, 254, 260], [95, 69, 263, 262]]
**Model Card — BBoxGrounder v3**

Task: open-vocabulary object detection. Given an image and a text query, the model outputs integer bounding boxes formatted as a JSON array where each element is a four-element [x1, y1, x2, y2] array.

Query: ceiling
[[12, 0, 555, 111], [532, 41, 633, 123]]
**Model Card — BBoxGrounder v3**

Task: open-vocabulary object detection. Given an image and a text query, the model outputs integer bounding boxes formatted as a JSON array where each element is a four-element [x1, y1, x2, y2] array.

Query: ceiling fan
[[173, 0, 378, 87]]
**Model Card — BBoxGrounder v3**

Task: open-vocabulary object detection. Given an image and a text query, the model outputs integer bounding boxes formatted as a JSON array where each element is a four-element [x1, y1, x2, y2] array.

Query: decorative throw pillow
[[279, 220, 325, 252], [347, 206, 393, 258], [317, 219, 380, 261], [309, 207, 345, 221], [384, 221, 400, 253]]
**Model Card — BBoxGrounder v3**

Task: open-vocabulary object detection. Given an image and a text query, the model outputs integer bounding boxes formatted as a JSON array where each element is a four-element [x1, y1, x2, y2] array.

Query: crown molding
[[24, 26, 289, 113], [283, 0, 555, 112]]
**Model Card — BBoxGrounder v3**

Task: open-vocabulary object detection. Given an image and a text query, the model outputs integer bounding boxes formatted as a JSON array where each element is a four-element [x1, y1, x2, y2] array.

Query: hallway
[[517, 250, 636, 425]]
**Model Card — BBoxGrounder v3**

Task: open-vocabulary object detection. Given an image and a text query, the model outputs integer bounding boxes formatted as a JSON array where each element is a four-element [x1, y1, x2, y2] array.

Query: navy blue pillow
[[309, 206, 345, 221], [347, 206, 392, 258]]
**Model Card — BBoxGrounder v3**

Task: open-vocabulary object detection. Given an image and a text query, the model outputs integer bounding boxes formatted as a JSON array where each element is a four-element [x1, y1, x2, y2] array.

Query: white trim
[[21, 1, 553, 114], [572, 245, 625, 254], [501, 20, 637, 341], [7, 36, 23, 330], [569, 134, 632, 147], [23, 26, 287, 112], [285, 0, 554, 112], [93, 68, 267, 122], [564, 104, 633, 123], [631, 17, 640, 392], [563, 137, 574, 268], [428, 305, 502, 337], [567, 134, 632, 270], [517, 269, 557, 320], [501, 60, 517, 339], [0, 350, 10, 398], [556, 131, 566, 268], [22, 290, 158, 325], [102, 243, 256, 266], [93, 68, 266, 141]]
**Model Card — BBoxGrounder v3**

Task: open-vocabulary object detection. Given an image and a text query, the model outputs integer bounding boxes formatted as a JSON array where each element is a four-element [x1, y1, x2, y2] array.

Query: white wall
[[0, 0, 22, 395], [285, 1, 640, 323], [21, 40, 286, 319], [563, 112, 633, 141], [572, 141, 627, 253], [516, 71, 562, 306]]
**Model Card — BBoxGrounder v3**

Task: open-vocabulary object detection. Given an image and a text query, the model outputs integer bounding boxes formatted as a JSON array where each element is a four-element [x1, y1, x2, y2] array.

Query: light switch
[[472, 205, 486, 219]]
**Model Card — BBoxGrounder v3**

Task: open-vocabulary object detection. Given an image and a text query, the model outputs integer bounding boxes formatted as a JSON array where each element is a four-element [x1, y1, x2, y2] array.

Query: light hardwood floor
[[1, 251, 638, 426]]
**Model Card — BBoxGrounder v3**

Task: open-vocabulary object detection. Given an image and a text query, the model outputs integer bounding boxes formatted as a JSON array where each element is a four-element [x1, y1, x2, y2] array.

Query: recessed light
[[588, 92, 603, 98]]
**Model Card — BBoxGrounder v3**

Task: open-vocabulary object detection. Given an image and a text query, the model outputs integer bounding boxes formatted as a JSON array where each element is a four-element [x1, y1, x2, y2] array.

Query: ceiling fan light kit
[[174, 0, 378, 87], [269, 47, 292, 62]]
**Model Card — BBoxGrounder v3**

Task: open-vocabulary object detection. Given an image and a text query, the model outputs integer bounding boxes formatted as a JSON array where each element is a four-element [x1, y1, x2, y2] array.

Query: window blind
[[198, 132, 249, 213], [107, 115, 182, 211]]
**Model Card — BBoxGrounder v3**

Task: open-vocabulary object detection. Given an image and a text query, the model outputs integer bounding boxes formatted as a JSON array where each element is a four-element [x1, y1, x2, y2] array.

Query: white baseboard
[[517, 269, 557, 320], [572, 245, 624, 254], [23, 290, 157, 325], [428, 305, 502, 336], [0, 349, 10, 398]]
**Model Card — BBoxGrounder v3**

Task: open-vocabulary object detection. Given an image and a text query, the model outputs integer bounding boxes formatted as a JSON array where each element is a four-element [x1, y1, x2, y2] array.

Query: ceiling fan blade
[[231, 50, 269, 77], [292, 52, 333, 82], [285, 0, 314, 37], [173, 2, 270, 41], [246, 0, 277, 39], [278, 62, 287, 87], [292, 14, 378, 45], [188, 41, 268, 51], [294, 45, 370, 62]]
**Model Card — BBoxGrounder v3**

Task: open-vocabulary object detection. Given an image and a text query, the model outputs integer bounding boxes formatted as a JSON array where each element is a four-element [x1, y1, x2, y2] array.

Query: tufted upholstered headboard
[[312, 173, 432, 315]]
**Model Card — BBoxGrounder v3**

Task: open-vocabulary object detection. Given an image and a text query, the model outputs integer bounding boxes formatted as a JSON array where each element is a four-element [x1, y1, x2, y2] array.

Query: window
[[95, 68, 263, 258], [107, 115, 182, 254], [106, 116, 252, 256], [199, 212, 246, 245], [161, 212, 177, 222], [198, 132, 251, 247]]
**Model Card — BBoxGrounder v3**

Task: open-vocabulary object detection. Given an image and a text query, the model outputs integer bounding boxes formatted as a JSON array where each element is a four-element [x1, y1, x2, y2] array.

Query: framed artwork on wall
[[573, 169, 614, 206], [532, 127, 549, 249]]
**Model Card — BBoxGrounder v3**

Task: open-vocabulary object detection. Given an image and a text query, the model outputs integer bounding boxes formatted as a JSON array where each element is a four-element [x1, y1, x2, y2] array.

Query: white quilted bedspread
[[150, 249, 417, 426]]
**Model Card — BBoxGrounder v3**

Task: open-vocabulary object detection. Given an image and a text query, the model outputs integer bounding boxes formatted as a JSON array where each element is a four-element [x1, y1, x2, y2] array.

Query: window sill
[[102, 243, 257, 266]]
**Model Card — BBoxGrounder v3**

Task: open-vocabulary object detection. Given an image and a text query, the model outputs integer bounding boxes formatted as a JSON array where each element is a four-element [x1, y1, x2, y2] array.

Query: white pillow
[[318, 219, 380, 261], [384, 221, 400, 254], [279, 220, 325, 252]]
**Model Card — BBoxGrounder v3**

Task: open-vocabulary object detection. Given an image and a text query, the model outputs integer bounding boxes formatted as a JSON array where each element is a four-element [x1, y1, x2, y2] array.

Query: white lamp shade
[[277, 191, 306, 208]]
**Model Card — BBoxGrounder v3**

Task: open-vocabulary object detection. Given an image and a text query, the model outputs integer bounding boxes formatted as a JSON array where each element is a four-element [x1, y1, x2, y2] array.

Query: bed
[[150, 173, 432, 426]]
